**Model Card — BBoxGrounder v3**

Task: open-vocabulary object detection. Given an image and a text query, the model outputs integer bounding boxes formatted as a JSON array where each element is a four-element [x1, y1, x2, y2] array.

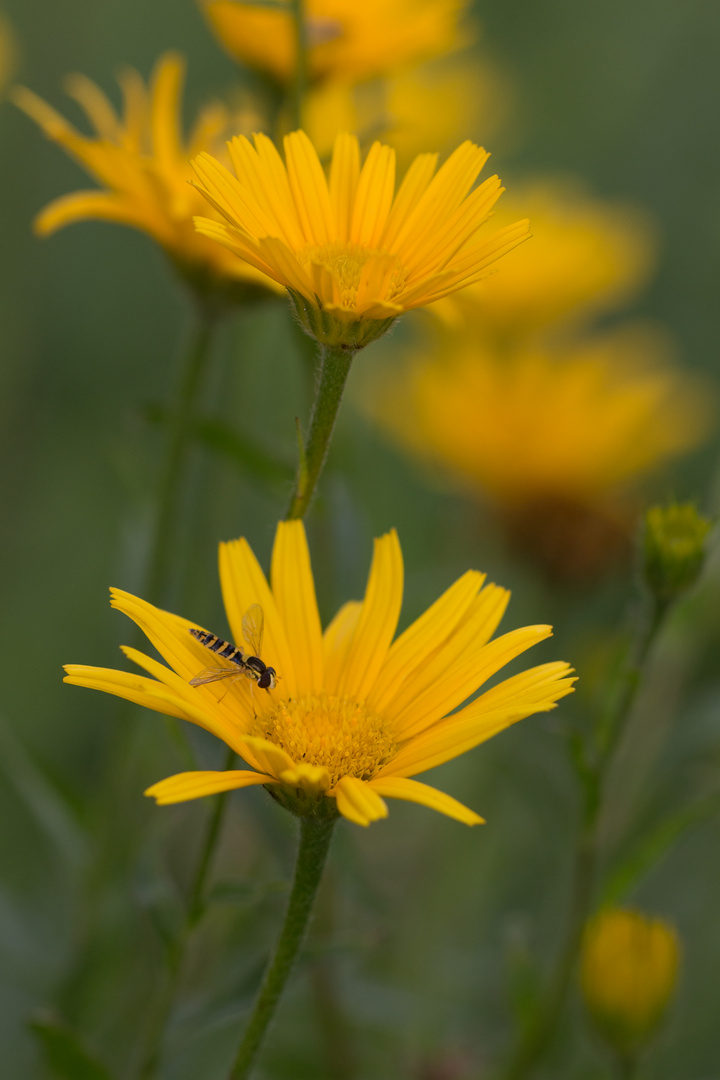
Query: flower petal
[[284, 129, 334, 246], [271, 520, 324, 696], [279, 763, 331, 795], [394, 623, 553, 741], [34, 191, 143, 237], [381, 152, 438, 251], [329, 132, 360, 241], [333, 776, 388, 827], [368, 777, 484, 825], [386, 582, 510, 732], [145, 769, 275, 805], [219, 535, 298, 699], [336, 529, 403, 701], [323, 600, 363, 696], [350, 141, 396, 249], [381, 662, 576, 777], [368, 569, 485, 715], [63, 663, 250, 756]]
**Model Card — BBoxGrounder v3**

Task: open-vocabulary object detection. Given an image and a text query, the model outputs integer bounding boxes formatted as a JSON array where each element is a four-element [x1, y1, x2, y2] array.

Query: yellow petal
[[120, 644, 254, 729], [150, 52, 184, 170], [271, 520, 324, 696], [333, 776, 388, 827], [228, 132, 305, 250], [219, 535, 298, 699], [240, 733, 297, 779], [380, 152, 438, 251], [34, 191, 143, 237], [382, 662, 576, 777], [192, 151, 275, 236], [386, 582, 510, 732], [283, 129, 334, 246], [64, 72, 121, 140], [394, 623, 553, 741], [329, 132, 360, 241], [63, 663, 250, 756], [368, 569, 485, 715], [279, 763, 331, 795], [323, 601, 363, 696], [336, 530, 403, 701], [350, 141, 396, 249], [368, 777, 484, 825], [145, 769, 275, 805]]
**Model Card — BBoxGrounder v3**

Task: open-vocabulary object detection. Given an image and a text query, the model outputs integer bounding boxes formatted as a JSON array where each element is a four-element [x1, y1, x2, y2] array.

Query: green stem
[[501, 593, 670, 1080], [228, 817, 336, 1080], [290, 0, 308, 131], [145, 308, 217, 608], [287, 343, 355, 521]]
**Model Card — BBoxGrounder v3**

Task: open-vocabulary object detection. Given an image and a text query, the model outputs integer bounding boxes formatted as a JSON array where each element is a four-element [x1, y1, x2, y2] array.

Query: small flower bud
[[643, 502, 711, 603], [581, 908, 680, 1056]]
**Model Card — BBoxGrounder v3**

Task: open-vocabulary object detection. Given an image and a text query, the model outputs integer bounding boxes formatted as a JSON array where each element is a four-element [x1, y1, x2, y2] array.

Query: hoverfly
[[188, 603, 278, 691]]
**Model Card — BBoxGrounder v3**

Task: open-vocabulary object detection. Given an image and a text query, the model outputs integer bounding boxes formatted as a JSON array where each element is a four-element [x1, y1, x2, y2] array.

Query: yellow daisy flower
[[434, 180, 655, 339], [13, 53, 281, 301], [367, 327, 710, 509], [192, 130, 530, 347], [202, 0, 467, 87], [64, 521, 575, 827]]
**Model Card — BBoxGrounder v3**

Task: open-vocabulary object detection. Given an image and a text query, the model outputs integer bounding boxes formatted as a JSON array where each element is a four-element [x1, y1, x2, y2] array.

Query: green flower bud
[[643, 502, 712, 603], [581, 908, 680, 1057]]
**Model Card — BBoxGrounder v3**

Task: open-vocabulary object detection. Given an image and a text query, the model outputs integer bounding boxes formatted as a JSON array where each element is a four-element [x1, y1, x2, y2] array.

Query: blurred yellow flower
[[13, 53, 281, 300], [369, 326, 708, 507], [305, 56, 509, 167], [581, 908, 680, 1055], [64, 520, 575, 827], [202, 0, 467, 86], [435, 180, 655, 338], [192, 130, 530, 346]]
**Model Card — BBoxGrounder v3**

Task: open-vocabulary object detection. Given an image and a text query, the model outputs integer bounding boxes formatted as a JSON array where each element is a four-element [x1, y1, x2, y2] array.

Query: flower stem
[[290, 0, 308, 131], [228, 816, 336, 1080], [145, 306, 217, 608], [501, 592, 671, 1080], [287, 343, 355, 520]]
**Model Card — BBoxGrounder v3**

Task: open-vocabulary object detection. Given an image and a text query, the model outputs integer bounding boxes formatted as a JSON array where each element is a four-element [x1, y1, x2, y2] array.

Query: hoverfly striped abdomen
[[189, 627, 246, 667]]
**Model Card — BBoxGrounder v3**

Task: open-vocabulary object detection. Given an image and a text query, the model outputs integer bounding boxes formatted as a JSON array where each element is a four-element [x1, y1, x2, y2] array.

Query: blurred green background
[[1, 1, 720, 1077]]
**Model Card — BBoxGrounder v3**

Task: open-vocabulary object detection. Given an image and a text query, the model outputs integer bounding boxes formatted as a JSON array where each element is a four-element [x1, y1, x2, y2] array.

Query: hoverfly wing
[[242, 603, 264, 658], [189, 667, 241, 688]]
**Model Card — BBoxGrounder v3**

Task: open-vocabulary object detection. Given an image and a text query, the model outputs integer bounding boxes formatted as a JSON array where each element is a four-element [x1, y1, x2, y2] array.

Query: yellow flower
[[304, 56, 509, 168], [12, 53, 281, 301], [581, 908, 680, 1054], [192, 130, 530, 347], [202, 0, 467, 87], [366, 327, 709, 508], [64, 521, 575, 827], [434, 180, 655, 338]]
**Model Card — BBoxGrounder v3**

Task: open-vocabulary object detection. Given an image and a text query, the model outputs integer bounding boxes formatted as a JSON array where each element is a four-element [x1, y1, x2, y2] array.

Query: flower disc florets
[[254, 692, 396, 790]]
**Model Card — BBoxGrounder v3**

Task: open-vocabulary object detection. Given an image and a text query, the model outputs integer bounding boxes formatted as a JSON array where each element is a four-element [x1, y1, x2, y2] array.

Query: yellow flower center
[[253, 692, 396, 789], [300, 242, 406, 309]]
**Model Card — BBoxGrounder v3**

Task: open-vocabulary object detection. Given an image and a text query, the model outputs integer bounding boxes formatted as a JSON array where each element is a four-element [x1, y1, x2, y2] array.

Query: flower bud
[[643, 502, 711, 603], [581, 908, 680, 1056]]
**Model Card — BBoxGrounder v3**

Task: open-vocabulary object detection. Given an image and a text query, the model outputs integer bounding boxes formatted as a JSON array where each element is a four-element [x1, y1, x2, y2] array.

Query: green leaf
[[29, 1014, 114, 1080], [602, 793, 720, 906]]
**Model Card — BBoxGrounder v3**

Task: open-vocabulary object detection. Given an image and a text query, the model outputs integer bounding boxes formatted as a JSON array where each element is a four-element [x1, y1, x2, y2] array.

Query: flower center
[[300, 242, 406, 310], [252, 692, 396, 789]]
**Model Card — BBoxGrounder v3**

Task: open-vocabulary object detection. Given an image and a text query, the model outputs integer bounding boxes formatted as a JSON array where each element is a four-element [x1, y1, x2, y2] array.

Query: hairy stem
[[228, 817, 336, 1079], [287, 343, 355, 520]]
